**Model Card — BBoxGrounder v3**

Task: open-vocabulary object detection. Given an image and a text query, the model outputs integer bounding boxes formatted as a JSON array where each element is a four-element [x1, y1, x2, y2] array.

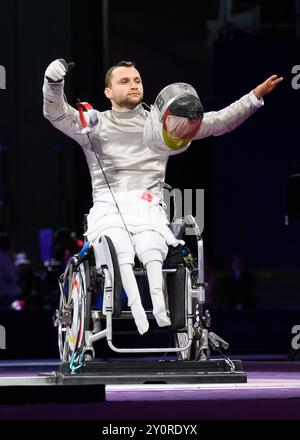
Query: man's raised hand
[[254, 74, 284, 100], [45, 59, 75, 83]]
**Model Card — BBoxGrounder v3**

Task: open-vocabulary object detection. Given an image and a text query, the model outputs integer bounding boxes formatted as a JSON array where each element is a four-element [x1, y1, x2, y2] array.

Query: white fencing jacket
[[43, 79, 263, 244]]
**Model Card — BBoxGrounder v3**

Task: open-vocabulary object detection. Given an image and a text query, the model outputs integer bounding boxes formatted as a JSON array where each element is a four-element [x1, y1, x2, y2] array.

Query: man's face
[[104, 66, 144, 110]]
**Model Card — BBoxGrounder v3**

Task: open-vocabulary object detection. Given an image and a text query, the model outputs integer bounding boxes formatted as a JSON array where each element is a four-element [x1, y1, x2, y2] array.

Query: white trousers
[[93, 227, 171, 334]]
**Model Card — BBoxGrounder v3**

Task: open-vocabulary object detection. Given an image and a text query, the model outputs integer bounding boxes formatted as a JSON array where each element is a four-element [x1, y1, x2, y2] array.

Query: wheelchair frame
[[54, 216, 240, 380]]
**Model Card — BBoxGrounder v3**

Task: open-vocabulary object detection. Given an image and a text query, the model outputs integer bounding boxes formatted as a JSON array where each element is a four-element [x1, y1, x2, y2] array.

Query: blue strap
[[78, 241, 90, 257]]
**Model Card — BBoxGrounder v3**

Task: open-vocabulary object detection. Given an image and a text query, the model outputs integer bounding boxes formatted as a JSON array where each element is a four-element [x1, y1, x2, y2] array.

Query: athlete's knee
[[134, 232, 168, 264], [117, 252, 135, 266], [139, 249, 163, 266]]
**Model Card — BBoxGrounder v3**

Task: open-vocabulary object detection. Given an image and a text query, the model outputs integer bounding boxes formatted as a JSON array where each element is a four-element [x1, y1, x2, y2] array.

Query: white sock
[[145, 260, 171, 327], [119, 263, 149, 335]]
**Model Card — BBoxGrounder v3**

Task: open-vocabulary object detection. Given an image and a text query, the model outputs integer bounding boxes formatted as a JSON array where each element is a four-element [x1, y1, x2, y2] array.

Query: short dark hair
[[105, 61, 136, 87]]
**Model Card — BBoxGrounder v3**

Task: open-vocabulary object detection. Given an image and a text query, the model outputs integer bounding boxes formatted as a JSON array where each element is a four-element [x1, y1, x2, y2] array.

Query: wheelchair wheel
[[58, 259, 91, 363]]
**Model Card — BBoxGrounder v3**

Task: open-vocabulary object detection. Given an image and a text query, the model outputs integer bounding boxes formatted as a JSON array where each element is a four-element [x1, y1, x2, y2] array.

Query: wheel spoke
[[57, 258, 90, 363]]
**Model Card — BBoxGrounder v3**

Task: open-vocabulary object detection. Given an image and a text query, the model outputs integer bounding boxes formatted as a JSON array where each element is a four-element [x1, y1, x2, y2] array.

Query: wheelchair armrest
[[163, 244, 185, 267]]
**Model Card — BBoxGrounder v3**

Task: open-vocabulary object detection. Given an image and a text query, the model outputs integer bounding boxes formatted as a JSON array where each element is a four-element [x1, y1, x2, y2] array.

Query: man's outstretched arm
[[194, 74, 283, 140], [42, 59, 89, 147]]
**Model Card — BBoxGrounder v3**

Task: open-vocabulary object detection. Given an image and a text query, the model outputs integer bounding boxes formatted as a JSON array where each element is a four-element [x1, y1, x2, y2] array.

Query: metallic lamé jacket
[[43, 80, 263, 203]]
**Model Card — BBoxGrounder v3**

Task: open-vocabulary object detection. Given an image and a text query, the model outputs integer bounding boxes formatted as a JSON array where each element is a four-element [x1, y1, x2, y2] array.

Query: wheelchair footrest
[[57, 359, 247, 385]]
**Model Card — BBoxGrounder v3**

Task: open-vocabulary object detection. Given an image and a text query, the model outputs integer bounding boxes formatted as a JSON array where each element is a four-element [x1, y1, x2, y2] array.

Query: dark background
[[0, 0, 299, 270], [1, 0, 300, 356]]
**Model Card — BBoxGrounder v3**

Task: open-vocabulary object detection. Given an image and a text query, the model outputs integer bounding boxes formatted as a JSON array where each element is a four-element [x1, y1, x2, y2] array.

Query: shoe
[[153, 308, 171, 327], [131, 302, 149, 335]]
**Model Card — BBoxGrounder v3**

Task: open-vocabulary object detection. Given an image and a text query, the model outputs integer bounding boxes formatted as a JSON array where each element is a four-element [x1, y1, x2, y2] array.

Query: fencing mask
[[154, 82, 203, 151]]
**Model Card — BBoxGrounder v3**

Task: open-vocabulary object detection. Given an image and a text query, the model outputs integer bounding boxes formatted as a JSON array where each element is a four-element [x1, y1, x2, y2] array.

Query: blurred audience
[[1, 227, 84, 311], [52, 227, 84, 264], [225, 255, 256, 310], [207, 255, 256, 311], [13, 252, 43, 309], [0, 232, 21, 308], [40, 227, 84, 310]]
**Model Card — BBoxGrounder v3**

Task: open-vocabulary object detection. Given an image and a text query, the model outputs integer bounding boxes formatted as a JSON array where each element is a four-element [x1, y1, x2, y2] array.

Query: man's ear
[[104, 87, 112, 99]]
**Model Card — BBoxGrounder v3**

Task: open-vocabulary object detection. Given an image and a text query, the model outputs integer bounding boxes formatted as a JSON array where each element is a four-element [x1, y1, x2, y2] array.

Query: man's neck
[[111, 106, 133, 112]]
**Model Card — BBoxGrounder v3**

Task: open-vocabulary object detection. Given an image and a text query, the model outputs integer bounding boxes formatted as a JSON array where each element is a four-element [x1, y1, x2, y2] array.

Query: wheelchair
[[53, 215, 241, 382]]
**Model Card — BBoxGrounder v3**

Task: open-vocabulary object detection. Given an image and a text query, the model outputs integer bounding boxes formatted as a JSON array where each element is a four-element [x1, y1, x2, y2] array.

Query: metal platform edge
[[55, 359, 247, 385]]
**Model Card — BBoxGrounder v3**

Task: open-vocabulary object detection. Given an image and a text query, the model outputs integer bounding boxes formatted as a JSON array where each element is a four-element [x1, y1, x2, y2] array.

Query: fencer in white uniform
[[43, 59, 283, 334]]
